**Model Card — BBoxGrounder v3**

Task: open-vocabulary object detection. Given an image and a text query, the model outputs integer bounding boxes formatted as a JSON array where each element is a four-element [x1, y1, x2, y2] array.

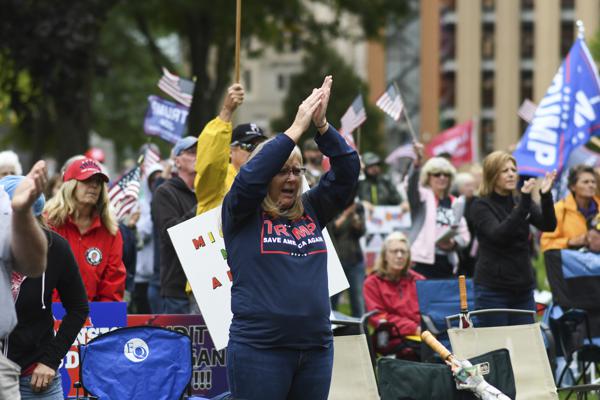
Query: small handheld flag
[[157, 67, 195, 108], [376, 83, 404, 121]]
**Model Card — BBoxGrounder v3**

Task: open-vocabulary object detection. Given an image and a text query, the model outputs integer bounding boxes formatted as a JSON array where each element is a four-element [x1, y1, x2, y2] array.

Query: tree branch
[[132, 11, 177, 74]]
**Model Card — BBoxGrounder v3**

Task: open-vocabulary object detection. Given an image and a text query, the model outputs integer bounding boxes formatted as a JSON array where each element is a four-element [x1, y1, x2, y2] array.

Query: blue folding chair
[[416, 278, 474, 361], [75, 326, 192, 400]]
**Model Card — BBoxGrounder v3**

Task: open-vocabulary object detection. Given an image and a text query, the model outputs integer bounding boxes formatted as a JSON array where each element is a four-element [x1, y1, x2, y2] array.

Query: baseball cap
[[231, 123, 266, 146], [63, 158, 109, 183], [173, 136, 198, 156], [362, 152, 382, 167], [0, 175, 45, 216]]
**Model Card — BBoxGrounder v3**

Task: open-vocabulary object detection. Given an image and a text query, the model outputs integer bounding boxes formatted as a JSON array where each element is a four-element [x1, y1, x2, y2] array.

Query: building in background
[[418, 0, 600, 156]]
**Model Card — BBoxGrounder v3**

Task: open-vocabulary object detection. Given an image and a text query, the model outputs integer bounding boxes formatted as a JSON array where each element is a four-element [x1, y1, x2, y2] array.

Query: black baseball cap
[[231, 123, 267, 145]]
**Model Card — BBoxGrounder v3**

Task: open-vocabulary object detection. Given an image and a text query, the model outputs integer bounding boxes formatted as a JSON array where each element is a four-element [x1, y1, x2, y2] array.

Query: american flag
[[141, 145, 161, 179], [340, 94, 367, 146], [376, 83, 404, 121], [518, 98, 538, 123], [109, 166, 141, 220], [157, 67, 195, 108]]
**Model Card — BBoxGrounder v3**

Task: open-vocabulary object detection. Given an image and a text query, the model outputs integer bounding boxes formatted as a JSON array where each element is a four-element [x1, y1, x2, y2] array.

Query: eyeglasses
[[277, 166, 307, 177], [386, 248, 408, 256], [232, 142, 257, 153], [430, 172, 451, 178]]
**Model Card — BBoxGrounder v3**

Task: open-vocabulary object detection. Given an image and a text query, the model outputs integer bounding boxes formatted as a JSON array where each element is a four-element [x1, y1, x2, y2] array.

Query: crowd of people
[[1, 75, 600, 399]]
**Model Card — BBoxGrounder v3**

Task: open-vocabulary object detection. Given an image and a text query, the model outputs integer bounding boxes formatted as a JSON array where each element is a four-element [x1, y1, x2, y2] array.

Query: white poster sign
[[168, 206, 349, 350]]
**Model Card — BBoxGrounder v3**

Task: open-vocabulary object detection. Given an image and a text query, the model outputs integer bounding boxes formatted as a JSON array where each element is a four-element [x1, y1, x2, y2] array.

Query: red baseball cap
[[63, 158, 109, 183]]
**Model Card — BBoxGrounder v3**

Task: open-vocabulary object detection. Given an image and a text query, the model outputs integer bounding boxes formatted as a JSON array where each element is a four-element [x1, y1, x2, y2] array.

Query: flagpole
[[235, 0, 242, 83], [472, 115, 480, 163], [576, 19, 585, 39], [356, 127, 362, 154], [393, 82, 418, 142]]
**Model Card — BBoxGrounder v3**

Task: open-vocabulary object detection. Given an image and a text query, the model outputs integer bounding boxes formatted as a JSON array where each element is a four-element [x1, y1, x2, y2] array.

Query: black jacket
[[151, 176, 197, 298], [8, 230, 89, 371], [471, 191, 556, 291]]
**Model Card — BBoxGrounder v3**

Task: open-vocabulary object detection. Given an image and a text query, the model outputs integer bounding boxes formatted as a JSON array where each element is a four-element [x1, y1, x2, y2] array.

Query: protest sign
[[168, 205, 349, 350], [362, 205, 411, 270], [143, 95, 189, 144]]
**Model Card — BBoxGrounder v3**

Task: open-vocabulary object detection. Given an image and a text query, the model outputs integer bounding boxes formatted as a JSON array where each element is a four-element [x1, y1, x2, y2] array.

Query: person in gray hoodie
[[0, 160, 48, 399]]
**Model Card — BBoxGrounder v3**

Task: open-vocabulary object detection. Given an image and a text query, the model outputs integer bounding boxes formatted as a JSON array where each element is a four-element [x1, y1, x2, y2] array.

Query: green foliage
[[271, 43, 385, 156]]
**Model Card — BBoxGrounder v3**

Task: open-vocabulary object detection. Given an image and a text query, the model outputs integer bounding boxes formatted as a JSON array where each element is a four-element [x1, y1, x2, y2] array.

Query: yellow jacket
[[188, 116, 237, 295], [540, 193, 600, 251], [194, 117, 237, 215]]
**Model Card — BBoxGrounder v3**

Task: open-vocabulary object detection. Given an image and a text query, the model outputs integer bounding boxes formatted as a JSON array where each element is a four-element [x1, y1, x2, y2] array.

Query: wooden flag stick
[[356, 127, 362, 154], [235, 0, 242, 83], [393, 82, 418, 141]]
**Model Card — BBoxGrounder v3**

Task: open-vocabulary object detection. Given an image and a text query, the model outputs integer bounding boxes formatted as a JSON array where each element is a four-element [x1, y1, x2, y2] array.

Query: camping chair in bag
[[416, 278, 474, 361], [329, 312, 379, 400], [75, 326, 192, 400], [377, 348, 516, 399], [544, 249, 600, 386], [446, 309, 600, 400]]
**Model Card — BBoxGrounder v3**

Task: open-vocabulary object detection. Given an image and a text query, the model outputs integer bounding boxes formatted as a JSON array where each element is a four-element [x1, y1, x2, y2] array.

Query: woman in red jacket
[[44, 158, 125, 302], [363, 231, 424, 357]]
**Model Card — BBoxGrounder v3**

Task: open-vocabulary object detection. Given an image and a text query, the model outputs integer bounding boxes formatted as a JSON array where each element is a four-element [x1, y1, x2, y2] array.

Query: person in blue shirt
[[222, 76, 360, 400]]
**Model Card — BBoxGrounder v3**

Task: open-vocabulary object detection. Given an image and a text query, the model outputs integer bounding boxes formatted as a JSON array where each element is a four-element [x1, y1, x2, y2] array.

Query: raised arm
[[222, 81, 326, 226], [529, 171, 557, 232], [11, 160, 48, 277], [194, 84, 244, 215]]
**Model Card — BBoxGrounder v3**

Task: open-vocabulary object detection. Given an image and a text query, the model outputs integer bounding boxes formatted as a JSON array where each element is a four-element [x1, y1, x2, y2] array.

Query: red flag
[[425, 120, 474, 167]]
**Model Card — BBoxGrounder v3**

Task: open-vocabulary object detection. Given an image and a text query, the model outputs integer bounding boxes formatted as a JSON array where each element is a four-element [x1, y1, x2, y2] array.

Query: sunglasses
[[232, 142, 257, 152], [277, 166, 307, 177], [430, 172, 451, 178]]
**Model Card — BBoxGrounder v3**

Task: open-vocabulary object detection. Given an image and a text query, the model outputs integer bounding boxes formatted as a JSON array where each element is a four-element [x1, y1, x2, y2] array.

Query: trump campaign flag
[[144, 95, 189, 144], [425, 120, 475, 167], [513, 35, 600, 176]]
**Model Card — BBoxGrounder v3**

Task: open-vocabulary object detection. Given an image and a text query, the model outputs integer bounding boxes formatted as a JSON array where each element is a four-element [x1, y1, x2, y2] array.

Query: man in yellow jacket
[[188, 84, 266, 302], [193, 83, 266, 215]]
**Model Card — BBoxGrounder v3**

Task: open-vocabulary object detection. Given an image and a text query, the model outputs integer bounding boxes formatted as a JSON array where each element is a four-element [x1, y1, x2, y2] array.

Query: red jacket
[[50, 216, 125, 302], [363, 270, 424, 337]]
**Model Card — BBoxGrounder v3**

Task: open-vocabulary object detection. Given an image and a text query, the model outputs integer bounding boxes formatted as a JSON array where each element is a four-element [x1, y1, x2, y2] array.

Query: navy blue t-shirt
[[222, 126, 359, 349]]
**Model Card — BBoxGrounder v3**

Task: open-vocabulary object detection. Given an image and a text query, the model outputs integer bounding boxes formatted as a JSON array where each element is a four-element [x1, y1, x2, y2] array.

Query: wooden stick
[[393, 82, 417, 141], [235, 0, 242, 83], [356, 127, 362, 154], [459, 275, 468, 313], [421, 331, 453, 362]]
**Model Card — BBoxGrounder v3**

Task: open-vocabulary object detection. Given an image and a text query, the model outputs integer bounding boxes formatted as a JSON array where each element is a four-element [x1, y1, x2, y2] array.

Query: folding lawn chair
[[544, 249, 600, 386], [75, 326, 192, 400], [416, 278, 475, 361], [447, 309, 600, 400], [329, 312, 379, 400]]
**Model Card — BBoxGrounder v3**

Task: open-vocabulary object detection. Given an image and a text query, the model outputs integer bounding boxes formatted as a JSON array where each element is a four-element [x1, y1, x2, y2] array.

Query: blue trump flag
[[144, 95, 189, 144], [514, 36, 600, 176]]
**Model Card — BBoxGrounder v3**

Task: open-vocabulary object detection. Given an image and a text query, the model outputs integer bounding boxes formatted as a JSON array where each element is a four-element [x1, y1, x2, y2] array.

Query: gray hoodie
[[0, 187, 15, 339]]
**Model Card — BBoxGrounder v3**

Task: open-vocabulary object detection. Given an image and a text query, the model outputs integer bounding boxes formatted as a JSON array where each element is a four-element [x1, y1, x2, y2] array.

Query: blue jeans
[[162, 296, 189, 314], [147, 282, 164, 314], [227, 341, 333, 400], [331, 261, 365, 317], [474, 284, 535, 327], [20, 373, 63, 400]]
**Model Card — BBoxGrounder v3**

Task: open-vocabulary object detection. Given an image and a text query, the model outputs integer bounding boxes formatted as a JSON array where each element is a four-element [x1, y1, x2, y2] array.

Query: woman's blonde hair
[[248, 138, 305, 220], [44, 179, 118, 235], [373, 231, 411, 280], [480, 151, 517, 197], [419, 157, 456, 195]]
